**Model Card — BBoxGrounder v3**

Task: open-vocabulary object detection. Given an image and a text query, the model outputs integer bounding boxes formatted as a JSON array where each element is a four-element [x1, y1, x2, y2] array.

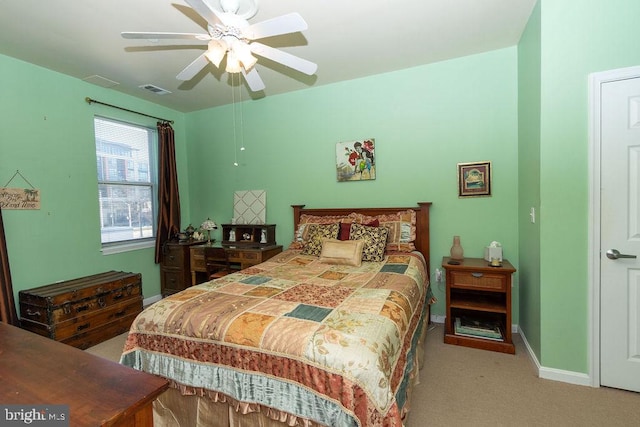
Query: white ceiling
[[0, 0, 537, 113]]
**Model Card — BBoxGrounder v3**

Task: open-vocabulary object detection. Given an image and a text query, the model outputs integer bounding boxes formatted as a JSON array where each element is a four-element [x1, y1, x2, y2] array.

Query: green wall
[[514, 0, 640, 374], [0, 54, 188, 303], [518, 1, 542, 362], [537, 0, 640, 373], [185, 47, 520, 319]]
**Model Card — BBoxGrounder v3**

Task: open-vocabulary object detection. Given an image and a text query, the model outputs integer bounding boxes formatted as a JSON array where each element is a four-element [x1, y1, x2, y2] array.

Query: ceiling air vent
[[83, 75, 119, 88], [139, 84, 171, 95]]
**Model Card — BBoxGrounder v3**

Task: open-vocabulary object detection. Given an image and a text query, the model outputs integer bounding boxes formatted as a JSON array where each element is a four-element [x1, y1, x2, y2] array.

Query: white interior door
[[600, 76, 640, 392]]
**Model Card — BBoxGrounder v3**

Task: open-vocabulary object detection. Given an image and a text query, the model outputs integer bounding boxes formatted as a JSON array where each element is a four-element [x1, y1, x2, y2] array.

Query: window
[[94, 117, 157, 250]]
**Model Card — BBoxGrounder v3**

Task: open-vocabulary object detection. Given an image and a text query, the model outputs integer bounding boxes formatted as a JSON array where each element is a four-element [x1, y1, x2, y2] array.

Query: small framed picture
[[336, 139, 376, 182], [457, 161, 492, 197]]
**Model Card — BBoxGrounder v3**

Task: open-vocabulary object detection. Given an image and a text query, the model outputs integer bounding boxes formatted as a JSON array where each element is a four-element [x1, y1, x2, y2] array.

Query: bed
[[121, 203, 433, 427]]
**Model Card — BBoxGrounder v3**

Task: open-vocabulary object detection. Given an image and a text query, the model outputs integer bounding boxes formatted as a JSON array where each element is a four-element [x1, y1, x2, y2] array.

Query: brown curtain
[[154, 122, 181, 263], [0, 208, 19, 325]]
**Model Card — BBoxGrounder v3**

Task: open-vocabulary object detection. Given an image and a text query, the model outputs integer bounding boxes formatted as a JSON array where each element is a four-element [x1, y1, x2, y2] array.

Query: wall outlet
[[435, 268, 443, 283]]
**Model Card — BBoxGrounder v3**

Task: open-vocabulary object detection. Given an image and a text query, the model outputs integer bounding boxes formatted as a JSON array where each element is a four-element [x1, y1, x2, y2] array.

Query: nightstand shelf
[[443, 257, 516, 354], [448, 293, 507, 313]]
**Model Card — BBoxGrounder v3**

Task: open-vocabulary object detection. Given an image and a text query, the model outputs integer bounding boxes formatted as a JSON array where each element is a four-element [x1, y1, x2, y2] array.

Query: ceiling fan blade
[[242, 68, 266, 92], [244, 13, 308, 40], [184, 0, 224, 27], [122, 31, 211, 41], [176, 53, 209, 81], [250, 42, 317, 75]]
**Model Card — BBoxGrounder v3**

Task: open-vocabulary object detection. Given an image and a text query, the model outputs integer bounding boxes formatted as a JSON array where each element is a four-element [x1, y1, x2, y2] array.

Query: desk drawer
[[226, 249, 260, 264], [449, 270, 506, 291], [191, 253, 205, 270], [162, 244, 185, 268], [161, 269, 188, 294], [240, 251, 259, 262]]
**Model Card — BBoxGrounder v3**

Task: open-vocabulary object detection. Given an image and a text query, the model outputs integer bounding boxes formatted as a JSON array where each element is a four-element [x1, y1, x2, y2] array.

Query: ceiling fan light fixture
[[225, 50, 243, 73], [205, 40, 227, 67], [235, 47, 257, 70]]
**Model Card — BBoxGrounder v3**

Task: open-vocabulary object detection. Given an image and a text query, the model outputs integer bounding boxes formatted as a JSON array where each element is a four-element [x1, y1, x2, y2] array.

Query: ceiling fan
[[121, 0, 317, 92]]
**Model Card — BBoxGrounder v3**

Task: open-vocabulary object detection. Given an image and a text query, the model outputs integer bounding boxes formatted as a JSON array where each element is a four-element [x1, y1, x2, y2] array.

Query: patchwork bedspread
[[121, 249, 430, 427]]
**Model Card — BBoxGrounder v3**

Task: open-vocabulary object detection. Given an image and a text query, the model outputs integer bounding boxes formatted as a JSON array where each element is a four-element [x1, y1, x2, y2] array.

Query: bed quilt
[[121, 249, 430, 427]]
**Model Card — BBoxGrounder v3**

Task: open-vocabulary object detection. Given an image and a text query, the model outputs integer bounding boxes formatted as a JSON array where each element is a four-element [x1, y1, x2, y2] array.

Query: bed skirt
[[151, 312, 430, 427]]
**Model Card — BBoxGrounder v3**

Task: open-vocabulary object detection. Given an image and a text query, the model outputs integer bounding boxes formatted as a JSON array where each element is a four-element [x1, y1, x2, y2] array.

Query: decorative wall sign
[[1, 170, 40, 209], [233, 190, 266, 224], [336, 138, 376, 182], [457, 161, 492, 197], [0, 188, 40, 209]]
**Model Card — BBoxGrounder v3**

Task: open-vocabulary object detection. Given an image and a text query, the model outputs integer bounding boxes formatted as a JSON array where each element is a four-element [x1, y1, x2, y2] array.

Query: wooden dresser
[[19, 271, 142, 349], [160, 240, 200, 297], [0, 322, 168, 426]]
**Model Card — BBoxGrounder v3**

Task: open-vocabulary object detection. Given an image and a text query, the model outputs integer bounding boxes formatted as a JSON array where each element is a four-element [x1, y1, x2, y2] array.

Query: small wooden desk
[[190, 244, 283, 285], [0, 322, 169, 426]]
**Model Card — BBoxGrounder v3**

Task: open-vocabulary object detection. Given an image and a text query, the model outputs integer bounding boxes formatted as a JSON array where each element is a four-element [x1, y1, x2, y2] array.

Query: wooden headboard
[[291, 203, 432, 275]]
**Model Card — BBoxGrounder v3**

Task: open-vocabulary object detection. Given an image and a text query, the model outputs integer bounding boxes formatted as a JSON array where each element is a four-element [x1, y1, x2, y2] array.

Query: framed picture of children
[[336, 139, 376, 182]]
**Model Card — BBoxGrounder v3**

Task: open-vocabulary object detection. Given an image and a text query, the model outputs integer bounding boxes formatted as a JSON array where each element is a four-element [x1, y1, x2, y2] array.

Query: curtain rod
[[85, 97, 174, 124]]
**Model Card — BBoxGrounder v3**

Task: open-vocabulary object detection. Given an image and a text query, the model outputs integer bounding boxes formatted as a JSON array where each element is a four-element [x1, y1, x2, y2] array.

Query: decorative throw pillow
[[290, 213, 357, 249], [349, 223, 389, 262], [301, 223, 340, 256], [339, 219, 379, 240], [352, 210, 416, 252], [319, 239, 365, 266]]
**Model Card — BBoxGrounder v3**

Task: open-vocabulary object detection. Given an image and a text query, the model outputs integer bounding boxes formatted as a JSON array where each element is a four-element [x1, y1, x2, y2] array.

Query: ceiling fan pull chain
[[232, 73, 239, 167], [239, 78, 245, 152]]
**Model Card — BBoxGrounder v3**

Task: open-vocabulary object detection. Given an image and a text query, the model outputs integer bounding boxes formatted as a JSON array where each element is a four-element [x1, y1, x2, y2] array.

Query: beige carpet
[[86, 323, 640, 426]]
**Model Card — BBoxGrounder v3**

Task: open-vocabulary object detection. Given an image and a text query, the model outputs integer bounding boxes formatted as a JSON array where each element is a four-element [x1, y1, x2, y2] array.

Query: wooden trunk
[[19, 270, 142, 349]]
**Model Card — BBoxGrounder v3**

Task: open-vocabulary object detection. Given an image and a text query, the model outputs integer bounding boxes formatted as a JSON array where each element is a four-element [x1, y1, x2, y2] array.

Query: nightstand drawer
[[450, 270, 507, 291]]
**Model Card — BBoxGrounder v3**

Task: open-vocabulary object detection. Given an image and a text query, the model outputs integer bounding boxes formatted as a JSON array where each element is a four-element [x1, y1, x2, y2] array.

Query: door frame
[[588, 65, 640, 387]]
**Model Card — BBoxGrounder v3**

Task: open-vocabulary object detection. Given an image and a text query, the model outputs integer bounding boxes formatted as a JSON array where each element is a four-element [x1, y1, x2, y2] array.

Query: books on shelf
[[454, 317, 504, 341]]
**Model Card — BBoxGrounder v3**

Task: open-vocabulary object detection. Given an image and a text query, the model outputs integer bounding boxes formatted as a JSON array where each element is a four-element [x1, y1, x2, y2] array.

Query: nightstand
[[442, 257, 516, 354]]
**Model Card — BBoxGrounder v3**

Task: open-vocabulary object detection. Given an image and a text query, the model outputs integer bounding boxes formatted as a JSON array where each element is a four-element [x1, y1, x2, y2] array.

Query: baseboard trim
[[430, 314, 446, 324], [518, 326, 593, 387], [143, 294, 162, 307], [538, 367, 592, 386]]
